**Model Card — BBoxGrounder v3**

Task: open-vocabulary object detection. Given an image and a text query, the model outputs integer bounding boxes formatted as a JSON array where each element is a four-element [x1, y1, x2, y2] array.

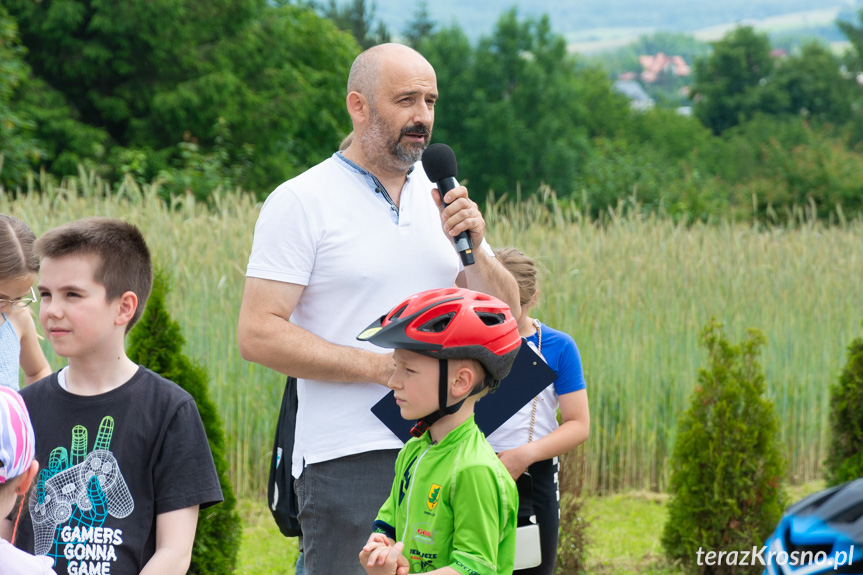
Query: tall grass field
[[4, 174, 862, 498]]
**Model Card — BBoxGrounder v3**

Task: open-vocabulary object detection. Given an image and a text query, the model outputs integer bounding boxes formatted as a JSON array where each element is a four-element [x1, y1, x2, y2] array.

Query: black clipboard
[[371, 339, 557, 442]]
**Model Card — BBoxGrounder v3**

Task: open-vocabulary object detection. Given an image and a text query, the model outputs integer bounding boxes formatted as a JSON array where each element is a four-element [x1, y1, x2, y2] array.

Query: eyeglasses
[[0, 287, 38, 309]]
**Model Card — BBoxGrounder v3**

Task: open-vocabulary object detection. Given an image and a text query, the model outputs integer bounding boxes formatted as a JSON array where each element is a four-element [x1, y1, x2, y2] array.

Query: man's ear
[[346, 91, 369, 124], [16, 461, 39, 495], [115, 290, 139, 327]]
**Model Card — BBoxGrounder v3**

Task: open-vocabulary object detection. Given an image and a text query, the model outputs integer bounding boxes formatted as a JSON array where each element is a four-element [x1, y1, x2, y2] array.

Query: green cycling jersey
[[373, 415, 518, 574]]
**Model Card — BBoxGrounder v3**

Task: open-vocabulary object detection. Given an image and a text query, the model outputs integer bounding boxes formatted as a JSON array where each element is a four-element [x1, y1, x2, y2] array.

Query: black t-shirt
[[16, 366, 224, 575]]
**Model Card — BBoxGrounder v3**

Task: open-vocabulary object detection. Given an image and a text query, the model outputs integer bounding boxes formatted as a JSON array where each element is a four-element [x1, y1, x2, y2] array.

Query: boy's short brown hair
[[35, 217, 153, 331]]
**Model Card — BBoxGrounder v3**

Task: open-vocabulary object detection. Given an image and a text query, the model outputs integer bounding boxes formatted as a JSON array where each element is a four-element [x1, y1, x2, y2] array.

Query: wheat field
[[4, 174, 862, 497]]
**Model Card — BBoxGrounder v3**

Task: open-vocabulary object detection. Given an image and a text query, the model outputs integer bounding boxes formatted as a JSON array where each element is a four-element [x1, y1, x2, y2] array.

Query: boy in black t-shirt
[[12, 217, 223, 575]]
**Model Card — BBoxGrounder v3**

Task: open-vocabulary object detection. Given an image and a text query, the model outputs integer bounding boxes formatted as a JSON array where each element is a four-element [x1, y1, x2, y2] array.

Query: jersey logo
[[410, 549, 438, 572], [412, 523, 435, 544], [399, 455, 418, 506], [426, 483, 441, 511]]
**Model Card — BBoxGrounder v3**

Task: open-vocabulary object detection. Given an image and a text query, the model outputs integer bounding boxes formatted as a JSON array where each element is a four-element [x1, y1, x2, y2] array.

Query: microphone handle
[[437, 176, 475, 266]]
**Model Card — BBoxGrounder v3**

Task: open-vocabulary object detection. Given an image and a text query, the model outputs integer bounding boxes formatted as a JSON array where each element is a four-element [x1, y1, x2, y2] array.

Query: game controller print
[[30, 416, 134, 558]]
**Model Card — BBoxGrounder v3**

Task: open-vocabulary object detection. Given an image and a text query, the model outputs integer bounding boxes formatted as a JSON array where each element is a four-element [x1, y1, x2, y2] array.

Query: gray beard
[[363, 116, 427, 173], [393, 140, 424, 166]]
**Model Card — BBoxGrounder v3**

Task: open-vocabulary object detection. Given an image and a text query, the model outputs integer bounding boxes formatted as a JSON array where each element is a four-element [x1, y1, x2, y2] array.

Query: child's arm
[[496, 388, 590, 480], [12, 309, 52, 385], [139, 506, 199, 575]]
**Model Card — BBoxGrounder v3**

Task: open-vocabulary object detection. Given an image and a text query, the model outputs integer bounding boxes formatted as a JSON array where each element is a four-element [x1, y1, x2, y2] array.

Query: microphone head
[[421, 143, 458, 182]]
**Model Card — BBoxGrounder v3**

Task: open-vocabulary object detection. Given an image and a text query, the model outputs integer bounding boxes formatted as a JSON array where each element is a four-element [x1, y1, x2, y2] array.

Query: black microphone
[[421, 143, 475, 266]]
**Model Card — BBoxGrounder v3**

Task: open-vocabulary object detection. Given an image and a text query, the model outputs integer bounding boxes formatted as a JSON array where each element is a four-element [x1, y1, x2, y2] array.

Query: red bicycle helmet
[[358, 287, 521, 436]]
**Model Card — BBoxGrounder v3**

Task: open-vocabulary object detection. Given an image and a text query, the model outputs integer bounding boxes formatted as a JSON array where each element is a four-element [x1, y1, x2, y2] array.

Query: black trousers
[[517, 457, 560, 574]]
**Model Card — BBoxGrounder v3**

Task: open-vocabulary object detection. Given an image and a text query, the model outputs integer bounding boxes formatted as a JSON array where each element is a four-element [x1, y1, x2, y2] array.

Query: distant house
[[613, 80, 655, 111], [638, 52, 691, 83]]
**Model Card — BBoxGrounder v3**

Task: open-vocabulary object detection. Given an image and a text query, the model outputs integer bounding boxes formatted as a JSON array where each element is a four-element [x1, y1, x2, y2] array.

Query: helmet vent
[[783, 524, 833, 557], [833, 500, 863, 524], [389, 304, 409, 320], [476, 312, 505, 326], [419, 313, 455, 333]]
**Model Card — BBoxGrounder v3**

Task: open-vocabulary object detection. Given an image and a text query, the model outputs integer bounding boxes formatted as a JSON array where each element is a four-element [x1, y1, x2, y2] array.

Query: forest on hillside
[[3, 0, 863, 223]]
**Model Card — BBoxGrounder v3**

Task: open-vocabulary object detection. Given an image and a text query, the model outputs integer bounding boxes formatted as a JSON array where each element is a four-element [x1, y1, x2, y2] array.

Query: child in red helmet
[[356, 287, 521, 575]]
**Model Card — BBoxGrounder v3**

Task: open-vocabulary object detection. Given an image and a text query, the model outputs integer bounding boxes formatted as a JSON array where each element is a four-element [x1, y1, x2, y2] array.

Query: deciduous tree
[[424, 8, 629, 203], [691, 26, 788, 135], [773, 41, 855, 127], [5, 0, 357, 194], [0, 6, 41, 187]]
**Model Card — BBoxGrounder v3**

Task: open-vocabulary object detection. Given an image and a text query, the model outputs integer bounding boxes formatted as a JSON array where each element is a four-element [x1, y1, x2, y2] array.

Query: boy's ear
[[115, 290, 139, 327], [16, 461, 39, 496], [449, 364, 476, 400]]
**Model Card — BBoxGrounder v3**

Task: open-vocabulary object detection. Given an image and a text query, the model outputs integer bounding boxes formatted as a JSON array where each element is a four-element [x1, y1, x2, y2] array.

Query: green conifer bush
[[127, 270, 241, 575], [825, 322, 863, 485], [661, 320, 786, 574]]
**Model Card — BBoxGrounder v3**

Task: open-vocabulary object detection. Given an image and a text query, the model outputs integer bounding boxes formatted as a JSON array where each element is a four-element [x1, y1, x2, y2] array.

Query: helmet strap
[[409, 359, 486, 438]]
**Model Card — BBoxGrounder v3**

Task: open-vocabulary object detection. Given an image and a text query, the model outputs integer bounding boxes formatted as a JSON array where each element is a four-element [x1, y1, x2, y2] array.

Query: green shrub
[[661, 320, 786, 574], [127, 270, 241, 575], [556, 446, 589, 574], [825, 321, 863, 486]]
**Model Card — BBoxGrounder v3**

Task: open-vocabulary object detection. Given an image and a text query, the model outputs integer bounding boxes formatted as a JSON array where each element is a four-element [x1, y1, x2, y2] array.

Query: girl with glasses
[[0, 215, 51, 390]]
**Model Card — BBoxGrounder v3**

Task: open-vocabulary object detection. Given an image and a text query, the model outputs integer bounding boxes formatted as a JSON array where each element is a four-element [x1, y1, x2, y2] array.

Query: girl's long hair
[[0, 214, 39, 280]]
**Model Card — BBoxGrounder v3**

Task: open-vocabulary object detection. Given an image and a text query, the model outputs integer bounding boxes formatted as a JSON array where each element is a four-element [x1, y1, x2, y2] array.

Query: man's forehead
[[381, 67, 437, 98], [387, 81, 438, 99]]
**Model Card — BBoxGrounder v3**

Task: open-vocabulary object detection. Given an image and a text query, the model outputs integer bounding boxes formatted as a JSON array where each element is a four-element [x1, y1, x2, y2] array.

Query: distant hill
[[374, 0, 862, 50]]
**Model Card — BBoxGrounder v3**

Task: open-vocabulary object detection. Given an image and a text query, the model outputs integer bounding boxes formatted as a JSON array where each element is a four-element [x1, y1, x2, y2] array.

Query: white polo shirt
[[247, 154, 461, 477]]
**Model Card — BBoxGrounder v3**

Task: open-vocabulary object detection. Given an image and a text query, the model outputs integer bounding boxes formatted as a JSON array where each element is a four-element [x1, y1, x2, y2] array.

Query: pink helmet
[[0, 387, 36, 484]]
